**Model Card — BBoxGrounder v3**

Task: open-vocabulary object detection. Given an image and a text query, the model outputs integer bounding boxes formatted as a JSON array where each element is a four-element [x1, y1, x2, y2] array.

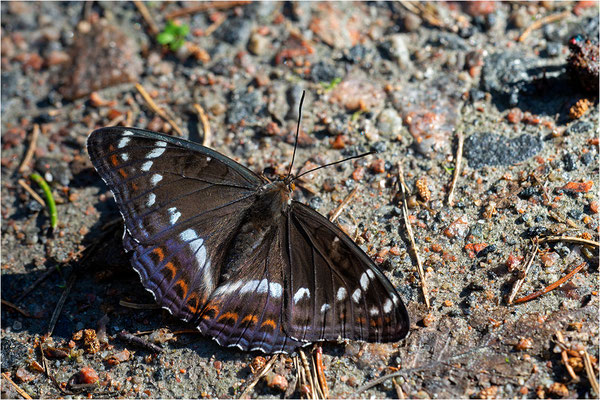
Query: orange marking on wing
[[119, 168, 128, 178], [175, 279, 188, 298], [241, 314, 258, 326], [202, 303, 219, 320], [218, 312, 238, 322], [131, 182, 139, 191], [164, 262, 177, 280], [356, 317, 366, 325], [110, 154, 119, 167], [370, 319, 379, 328], [152, 248, 165, 262], [260, 319, 277, 330], [186, 293, 201, 314]]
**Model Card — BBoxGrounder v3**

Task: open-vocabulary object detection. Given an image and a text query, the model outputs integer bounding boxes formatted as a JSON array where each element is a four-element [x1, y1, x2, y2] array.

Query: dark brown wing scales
[[283, 202, 409, 344]]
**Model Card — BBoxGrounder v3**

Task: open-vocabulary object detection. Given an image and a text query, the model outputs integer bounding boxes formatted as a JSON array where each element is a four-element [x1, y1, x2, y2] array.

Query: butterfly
[[87, 125, 409, 354]]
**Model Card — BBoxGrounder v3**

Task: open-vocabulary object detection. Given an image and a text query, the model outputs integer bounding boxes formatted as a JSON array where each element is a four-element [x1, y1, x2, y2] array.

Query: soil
[[1, 2, 598, 399]]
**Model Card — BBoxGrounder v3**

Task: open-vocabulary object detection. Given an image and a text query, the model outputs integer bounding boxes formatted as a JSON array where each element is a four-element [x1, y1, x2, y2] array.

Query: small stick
[[583, 348, 599, 396], [507, 241, 539, 304], [518, 10, 570, 42], [447, 129, 464, 206], [47, 273, 77, 336], [1, 299, 33, 317], [238, 355, 278, 399], [29, 173, 57, 229], [125, 110, 134, 126], [310, 353, 325, 399], [117, 330, 163, 353], [329, 187, 358, 223], [539, 236, 599, 248], [314, 345, 329, 399], [18, 124, 40, 173], [135, 83, 184, 136], [299, 349, 317, 399], [133, 0, 159, 35], [392, 377, 404, 399], [2, 372, 33, 399], [556, 331, 580, 381], [193, 103, 212, 147], [119, 300, 161, 309], [106, 113, 126, 127], [398, 163, 430, 309], [166, 1, 251, 19], [514, 262, 587, 304], [17, 179, 46, 207], [204, 13, 226, 36]]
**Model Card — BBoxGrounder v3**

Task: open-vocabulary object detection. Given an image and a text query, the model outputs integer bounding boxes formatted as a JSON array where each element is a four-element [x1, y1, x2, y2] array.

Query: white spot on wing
[[269, 282, 283, 298], [321, 303, 331, 313], [118, 137, 130, 148], [352, 289, 361, 304], [147, 193, 156, 206], [123, 130, 134, 136], [206, 156, 211, 162], [366, 269, 375, 279], [120, 153, 129, 161], [147, 141, 167, 158], [392, 295, 399, 305], [383, 298, 393, 313], [151, 174, 162, 186], [168, 207, 181, 224], [360, 272, 369, 290], [336, 287, 347, 301], [293, 288, 310, 304], [180, 228, 197, 242], [369, 307, 379, 316], [141, 161, 153, 171], [256, 279, 269, 294]]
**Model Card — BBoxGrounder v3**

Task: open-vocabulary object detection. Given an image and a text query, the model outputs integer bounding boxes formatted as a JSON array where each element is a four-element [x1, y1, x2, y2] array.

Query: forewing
[[87, 127, 263, 322], [197, 223, 306, 354], [283, 202, 409, 343]]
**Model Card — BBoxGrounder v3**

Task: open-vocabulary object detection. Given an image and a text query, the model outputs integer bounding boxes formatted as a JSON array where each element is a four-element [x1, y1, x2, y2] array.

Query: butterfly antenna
[[286, 90, 306, 180], [292, 150, 377, 181]]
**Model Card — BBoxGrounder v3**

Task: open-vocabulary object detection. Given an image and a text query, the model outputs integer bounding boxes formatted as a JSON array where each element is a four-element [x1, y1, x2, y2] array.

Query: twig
[[539, 235, 599, 248], [117, 330, 163, 353], [29, 173, 57, 229], [133, 0, 159, 35], [18, 179, 45, 207], [166, 1, 251, 19], [119, 300, 161, 309], [518, 10, 571, 42], [125, 110, 134, 126], [507, 241, 539, 304], [398, 163, 430, 309], [204, 13, 226, 36], [1, 299, 33, 317], [135, 83, 184, 136], [314, 345, 329, 399], [310, 352, 325, 399], [447, 129, 464, 206], [556, 331, 580, 381], [392, 377, 404, 399], [106, 113, 126, 127], [2, 372, 33, 399], [299, 349, 317, 399], [329, 187, 358, 223], [514, 262, 587, 304], [238, 355, 278, 399], [193, 103, 212, 147], [18, 124, 40, 173], [583, 348, 599, 396], [47, 273, 77, 336]]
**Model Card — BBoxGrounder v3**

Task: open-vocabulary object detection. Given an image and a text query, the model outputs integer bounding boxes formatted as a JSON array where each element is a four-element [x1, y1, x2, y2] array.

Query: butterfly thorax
[[220, 181, 291, 282]]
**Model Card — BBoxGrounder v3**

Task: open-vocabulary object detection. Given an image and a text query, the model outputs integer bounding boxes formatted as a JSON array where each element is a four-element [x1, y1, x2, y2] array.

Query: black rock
[[563, 152, 578, 171], [226, 90, 261, 124], [566, 120, 594, 136], [310, 61, 339, 83], [464, 132, 543, 169], [481, 52, 535, 108], [216, 18, 252, 45]]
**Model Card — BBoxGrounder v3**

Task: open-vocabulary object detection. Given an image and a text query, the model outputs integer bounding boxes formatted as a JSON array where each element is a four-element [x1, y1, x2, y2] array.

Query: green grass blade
[[30, 173, 58, 229]]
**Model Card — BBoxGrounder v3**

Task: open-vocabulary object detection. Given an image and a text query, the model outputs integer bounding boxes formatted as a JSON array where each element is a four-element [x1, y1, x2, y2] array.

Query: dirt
[[1, 2, 598, 399]]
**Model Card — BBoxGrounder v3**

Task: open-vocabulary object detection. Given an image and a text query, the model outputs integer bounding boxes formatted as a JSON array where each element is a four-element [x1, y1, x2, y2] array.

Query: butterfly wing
[[87, 127, 264, 323], [283, 201, 410, 343], [196, 219, 307, 354]]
